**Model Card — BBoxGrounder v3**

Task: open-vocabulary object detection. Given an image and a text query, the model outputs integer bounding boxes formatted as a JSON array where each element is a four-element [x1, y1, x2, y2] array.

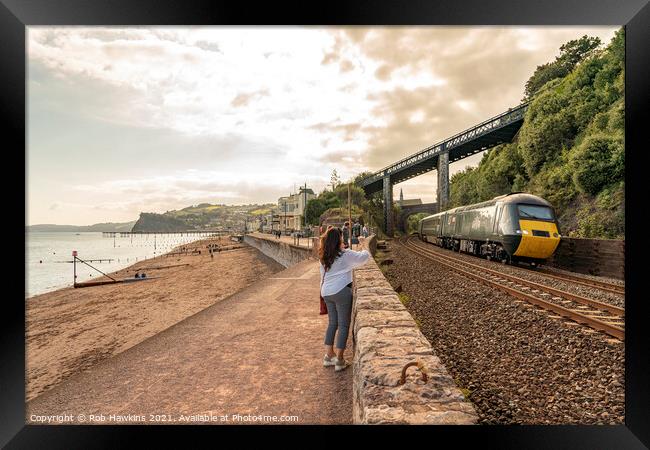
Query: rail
[[400, 236, 624, 341]]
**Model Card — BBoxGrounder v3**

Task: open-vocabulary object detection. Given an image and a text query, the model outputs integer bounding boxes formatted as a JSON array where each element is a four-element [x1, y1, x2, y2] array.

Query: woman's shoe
[[323, 355, 336, 367], [334, 357, 350, 372]]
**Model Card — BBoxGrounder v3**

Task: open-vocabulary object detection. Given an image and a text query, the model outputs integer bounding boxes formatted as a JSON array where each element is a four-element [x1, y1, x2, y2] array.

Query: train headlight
[[522, 230, 529, 235], [515, 230, 522, 234], [553, 232, 559, 238]]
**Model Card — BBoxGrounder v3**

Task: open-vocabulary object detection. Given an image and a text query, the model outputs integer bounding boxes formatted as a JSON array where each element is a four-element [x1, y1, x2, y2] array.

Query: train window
[[517, 205, 554, 220]]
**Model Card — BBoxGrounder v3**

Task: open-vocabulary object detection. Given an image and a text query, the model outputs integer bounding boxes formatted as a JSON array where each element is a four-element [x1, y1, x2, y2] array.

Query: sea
[[25, 231, 208, 298]]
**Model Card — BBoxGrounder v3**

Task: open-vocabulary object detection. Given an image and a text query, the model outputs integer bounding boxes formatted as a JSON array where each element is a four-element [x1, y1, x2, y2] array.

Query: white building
[[272, 185, 316, 232]]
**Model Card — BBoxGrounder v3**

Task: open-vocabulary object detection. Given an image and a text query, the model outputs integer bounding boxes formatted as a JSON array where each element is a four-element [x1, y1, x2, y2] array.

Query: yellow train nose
[[513, 219, 561, 259]]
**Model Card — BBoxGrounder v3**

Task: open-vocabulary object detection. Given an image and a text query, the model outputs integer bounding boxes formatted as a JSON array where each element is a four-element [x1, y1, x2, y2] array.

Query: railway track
[[399, 236, 625, 341], [529, 267, 624, 295], [410, 237, 624, 308]]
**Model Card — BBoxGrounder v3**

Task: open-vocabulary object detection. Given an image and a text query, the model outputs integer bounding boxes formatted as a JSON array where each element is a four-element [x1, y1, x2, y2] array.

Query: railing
[[358, 103, 529, 188]]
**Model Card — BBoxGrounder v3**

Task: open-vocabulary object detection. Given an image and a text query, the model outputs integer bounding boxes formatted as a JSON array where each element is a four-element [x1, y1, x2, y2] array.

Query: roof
[[421, 192, 553, 220], [497, 192, 552, 206]]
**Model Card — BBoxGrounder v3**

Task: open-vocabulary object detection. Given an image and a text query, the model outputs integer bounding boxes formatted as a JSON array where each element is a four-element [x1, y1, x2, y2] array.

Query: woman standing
[[319, 227, 370, 371]]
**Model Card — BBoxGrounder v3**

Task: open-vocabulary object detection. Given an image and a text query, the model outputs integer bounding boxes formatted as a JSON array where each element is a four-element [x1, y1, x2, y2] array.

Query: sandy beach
[[26, 237, 285, 401]]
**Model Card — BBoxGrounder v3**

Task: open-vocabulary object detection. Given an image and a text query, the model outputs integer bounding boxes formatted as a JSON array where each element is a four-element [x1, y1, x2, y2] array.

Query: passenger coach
[[418, 192, 561, 265]]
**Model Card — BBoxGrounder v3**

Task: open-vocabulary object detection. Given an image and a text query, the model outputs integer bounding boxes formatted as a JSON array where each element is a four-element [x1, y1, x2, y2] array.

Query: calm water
[[25, 232, 207, 298]]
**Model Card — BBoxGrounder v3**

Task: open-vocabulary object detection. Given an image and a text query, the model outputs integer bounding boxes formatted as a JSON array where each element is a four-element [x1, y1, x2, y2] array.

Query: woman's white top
[[319, 249, 370, 297]]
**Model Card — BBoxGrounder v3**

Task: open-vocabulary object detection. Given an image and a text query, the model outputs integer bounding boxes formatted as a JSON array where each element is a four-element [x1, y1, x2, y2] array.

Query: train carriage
[[418, 192, 561, 265]]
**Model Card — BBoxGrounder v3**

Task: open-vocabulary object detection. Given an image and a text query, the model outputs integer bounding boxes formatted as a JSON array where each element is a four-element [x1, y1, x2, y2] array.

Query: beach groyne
[[351, 235, 478, 424], [243, 234, 314, 267]]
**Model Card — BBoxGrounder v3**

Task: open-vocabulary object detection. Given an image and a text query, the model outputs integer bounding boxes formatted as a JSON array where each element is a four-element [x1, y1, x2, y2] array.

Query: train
[[418, 192, 561, 265]]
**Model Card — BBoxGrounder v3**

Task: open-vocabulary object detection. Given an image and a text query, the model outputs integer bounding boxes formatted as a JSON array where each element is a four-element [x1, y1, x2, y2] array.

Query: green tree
[[523, 62, 568, 101], [570, 134, 624, 195], [448, 29, 624, 239], [334, 183, 366, 207], [304, 198, 327, 226], [449, 167, 480, 207], [330, 169, 341, 190], [524, 35, 601, 100], [319, 190, 342, 209], [407, 212, 429, 234], [518, 106, 575, 177], [353, 171, 374, 183]]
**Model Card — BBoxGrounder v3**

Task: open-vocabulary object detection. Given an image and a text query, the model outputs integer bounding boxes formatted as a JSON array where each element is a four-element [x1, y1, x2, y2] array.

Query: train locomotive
[[418, 192, 561, 265]]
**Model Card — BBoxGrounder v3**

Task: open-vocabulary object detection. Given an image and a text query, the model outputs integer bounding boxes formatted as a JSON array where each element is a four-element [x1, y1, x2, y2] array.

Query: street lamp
[[284, 197, 287, 235]]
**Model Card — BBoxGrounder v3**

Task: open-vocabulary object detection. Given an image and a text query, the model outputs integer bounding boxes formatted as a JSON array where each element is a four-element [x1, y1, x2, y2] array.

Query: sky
[[27, 26, 619, 225]]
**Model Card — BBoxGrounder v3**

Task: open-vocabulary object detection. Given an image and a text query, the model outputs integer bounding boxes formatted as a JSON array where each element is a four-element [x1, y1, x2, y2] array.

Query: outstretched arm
[[342, 249, 370, 269]]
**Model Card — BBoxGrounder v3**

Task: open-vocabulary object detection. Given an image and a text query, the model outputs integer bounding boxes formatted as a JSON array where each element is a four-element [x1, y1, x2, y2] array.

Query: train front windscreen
[[517, 204, 554, 221]]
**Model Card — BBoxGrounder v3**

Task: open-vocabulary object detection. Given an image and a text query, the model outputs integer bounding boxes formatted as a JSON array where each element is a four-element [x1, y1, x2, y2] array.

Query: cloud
[[68, 166, 333, 217], [308, 121, 362, 142], [329, 26, 618, 201], [194, 40, 222, 53], [321, 52, 338, 65], [27, 26, 619, 222], [374, 64, 393, 81], [230, 88, 270, 107], [339, 59, 355, 73]]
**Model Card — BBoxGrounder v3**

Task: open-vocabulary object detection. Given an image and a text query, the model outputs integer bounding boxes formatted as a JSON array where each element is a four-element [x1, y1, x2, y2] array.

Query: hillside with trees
[[131, 203, 276, 232], [448, 29, 625, 238], [131, 212, 189, 232]]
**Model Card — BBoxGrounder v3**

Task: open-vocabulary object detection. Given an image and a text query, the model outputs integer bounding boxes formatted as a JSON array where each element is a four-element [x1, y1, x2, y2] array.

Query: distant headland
[[26, 221, 137, 233]]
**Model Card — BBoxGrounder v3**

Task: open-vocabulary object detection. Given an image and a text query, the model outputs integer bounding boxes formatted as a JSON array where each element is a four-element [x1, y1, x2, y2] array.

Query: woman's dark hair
[[319, 227, 343, 271]]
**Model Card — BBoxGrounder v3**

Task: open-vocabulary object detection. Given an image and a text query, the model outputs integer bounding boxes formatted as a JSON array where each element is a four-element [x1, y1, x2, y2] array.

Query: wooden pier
[[55, 259, 114, 263]]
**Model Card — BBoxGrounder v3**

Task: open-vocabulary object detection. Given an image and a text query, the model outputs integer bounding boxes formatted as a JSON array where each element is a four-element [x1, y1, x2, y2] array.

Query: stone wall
[[547, 237, 625, 280], [243, 235, 314, 267], [367, 234, 377, 256], [351, 236, 478, 424]]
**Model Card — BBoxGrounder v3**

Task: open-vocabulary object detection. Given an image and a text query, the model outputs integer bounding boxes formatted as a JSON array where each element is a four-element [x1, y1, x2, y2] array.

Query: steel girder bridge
[[356, 102, 529, 236]]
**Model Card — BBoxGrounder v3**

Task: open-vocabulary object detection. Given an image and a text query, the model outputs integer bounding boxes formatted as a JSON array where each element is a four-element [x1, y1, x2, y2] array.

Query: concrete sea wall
[[351, 235, 478, 424], [243, 234, 314, 267], [246, 232, 477, 423]]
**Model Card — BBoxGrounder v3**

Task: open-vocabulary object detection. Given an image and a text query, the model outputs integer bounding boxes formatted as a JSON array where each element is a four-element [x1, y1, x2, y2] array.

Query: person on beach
[[319, 227, 370, 372]]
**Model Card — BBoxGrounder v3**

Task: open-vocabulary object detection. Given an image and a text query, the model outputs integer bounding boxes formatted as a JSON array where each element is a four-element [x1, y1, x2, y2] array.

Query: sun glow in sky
[[27, 26, 618, 225]]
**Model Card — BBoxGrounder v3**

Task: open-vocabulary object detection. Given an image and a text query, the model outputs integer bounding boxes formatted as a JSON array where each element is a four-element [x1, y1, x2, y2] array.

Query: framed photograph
[[3, 0, 649, 447]]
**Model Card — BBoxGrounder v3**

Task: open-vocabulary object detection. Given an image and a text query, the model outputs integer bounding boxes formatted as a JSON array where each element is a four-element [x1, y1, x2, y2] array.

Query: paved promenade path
[[27, 259, 353, 424], [249, 231, 314, 249]]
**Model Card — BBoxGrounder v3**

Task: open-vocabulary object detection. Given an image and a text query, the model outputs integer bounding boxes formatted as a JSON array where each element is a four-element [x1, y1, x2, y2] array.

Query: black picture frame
[[3, 0, 649, 447]]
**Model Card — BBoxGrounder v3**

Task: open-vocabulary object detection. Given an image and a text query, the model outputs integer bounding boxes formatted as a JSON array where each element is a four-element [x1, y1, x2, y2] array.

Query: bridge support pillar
[[437, 151, 449, 211], [383, 175, 394, 237]]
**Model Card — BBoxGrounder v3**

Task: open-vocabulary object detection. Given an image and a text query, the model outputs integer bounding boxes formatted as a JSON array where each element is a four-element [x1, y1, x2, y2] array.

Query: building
[[397, 188, 422, 207], [244, 217, 261, 233], [271, 184, 316, 232]]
